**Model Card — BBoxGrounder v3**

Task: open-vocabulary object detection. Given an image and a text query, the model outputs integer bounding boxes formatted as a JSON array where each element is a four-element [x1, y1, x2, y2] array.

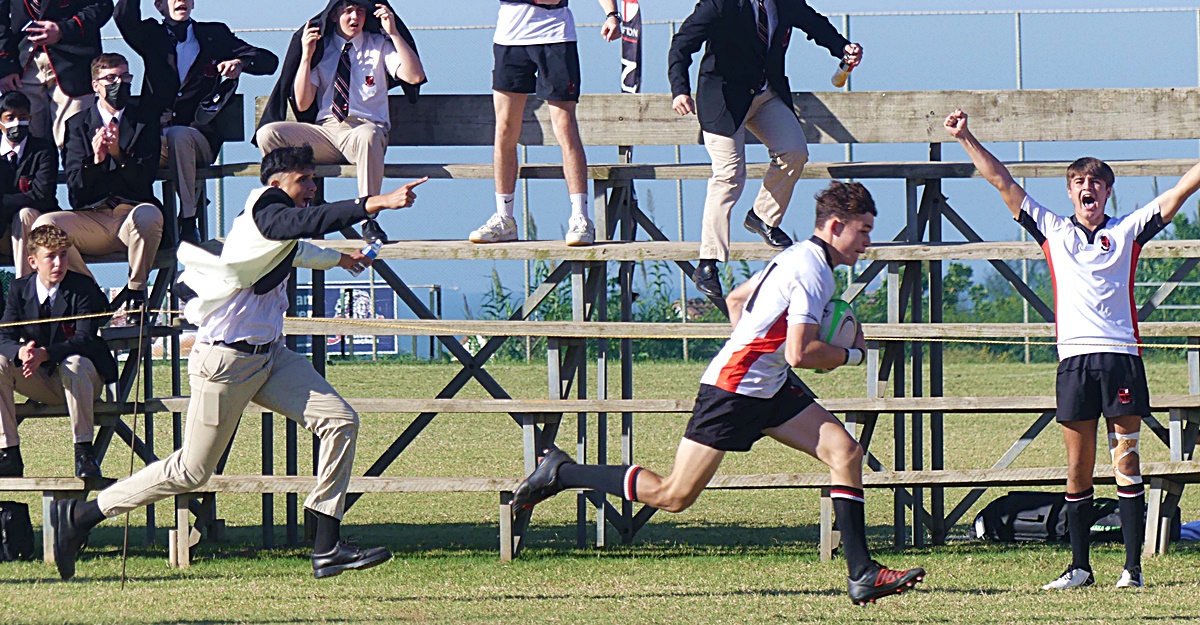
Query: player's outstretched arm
[[1154, 160, 1200, 223], [945, 108, 1026, 218]]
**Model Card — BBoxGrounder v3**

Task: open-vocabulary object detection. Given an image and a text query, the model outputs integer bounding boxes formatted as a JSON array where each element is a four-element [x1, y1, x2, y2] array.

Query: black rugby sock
[[557, 463, 643, 501], [1065, 488, 1094, 571], [831, 486, 872, 580], [1117, 485, 1145, 572]]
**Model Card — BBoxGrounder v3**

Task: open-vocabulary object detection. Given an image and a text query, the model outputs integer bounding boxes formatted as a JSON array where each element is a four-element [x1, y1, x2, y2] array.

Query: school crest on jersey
[[1098, 234, 1112, 253]]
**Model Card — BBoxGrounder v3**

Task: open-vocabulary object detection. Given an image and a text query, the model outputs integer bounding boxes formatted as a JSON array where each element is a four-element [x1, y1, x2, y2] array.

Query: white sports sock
[[569, 193, 588, 220], [496, 193, 515, 218]]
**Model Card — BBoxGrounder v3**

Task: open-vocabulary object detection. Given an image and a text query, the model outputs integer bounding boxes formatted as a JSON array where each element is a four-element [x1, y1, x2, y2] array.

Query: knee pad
[[1108, 431, 1142, 487]]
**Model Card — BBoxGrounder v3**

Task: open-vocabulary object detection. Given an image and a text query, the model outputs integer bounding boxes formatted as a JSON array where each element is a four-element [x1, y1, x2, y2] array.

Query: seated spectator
[[0, 92, 59, 276], [114, 0, 279, 244], [37, 53, 163, 324], [0, 224, 117, 478], [255, 0, 425, 241], [0, 0, 113, 147]]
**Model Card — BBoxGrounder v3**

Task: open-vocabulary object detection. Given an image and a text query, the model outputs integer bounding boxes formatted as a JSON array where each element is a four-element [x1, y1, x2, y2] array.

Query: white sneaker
[[469, 214, 518, 243], [1115, 568, 1143, 588], [565, 215, 595, 246], [1042, 566, 1094, 590]]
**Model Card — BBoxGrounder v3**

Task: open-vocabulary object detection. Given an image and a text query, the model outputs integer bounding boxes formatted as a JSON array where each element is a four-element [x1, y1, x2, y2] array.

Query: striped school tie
[[29, 0, 42, 20], [756, 0, 770, 49], [331, 42, 352, 123]]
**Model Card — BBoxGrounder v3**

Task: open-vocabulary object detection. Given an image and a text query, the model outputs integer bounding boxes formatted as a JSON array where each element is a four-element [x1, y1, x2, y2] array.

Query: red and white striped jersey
[[1017, 195, 1166, 360], [700, 238, 834, 398]]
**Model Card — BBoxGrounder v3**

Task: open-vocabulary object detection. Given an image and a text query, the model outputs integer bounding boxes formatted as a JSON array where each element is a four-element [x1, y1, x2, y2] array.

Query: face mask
[[104, 81, 132, 111], [2, 120, 29, 144]]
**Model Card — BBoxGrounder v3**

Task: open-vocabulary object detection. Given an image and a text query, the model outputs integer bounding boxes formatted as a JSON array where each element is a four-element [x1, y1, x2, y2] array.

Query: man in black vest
[[0, 91, 58, 274], [49, 146, 428, 582], [37, 53, 163, 323], [668, 0, 861, 297], [0, 224, 116, 479], [0, 0, 113, 146], [114, 0, 279, 244]]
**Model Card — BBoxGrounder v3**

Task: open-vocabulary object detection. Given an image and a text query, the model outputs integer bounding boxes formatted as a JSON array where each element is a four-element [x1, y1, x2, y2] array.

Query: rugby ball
[[816, 299, 858, 373]]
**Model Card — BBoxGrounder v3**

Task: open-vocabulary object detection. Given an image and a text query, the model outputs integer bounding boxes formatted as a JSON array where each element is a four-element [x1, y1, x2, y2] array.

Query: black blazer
[[62, 101, 162, 210], [0, 135, 59, 223], [0, 0, 114, 98], [668, 0, 849, 137], [0, 271, 117, 383], [113, 0, 278, 156]]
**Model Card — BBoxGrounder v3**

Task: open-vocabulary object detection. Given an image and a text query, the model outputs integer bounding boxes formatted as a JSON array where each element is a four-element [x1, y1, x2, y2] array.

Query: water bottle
[[348, 239, 383, 277], [831, 60, 852, 88]]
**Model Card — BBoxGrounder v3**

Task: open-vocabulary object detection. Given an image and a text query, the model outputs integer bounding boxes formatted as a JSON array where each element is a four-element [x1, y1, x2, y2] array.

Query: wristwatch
[[606, 11, 622, 23]]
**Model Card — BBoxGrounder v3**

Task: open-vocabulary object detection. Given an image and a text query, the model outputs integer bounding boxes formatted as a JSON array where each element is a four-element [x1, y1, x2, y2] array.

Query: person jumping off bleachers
[[114, 0, 280, 244], [468, 0, 620, 247], [256, 0, 425, 244], [669, 0, 861, 297], [511, 181, 926, 606], [0, 224, 116, 479], [946, 108, 1200, 591], [48, 146, 428, 582]]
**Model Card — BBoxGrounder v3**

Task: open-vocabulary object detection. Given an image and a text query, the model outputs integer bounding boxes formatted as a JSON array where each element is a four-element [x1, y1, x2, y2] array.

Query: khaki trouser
[[12, 207, 42, 278], [0, 353, 102, 448], [255, 116, 387, 197], [32, 204, 164, 290], [160, 126, 214, 220], [700, 88, 809, 262], [96, 341, 359, 520], [19, 50, 94, 148]]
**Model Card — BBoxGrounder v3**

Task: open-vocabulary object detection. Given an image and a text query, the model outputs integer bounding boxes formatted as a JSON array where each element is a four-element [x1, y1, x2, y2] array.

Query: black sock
[[311, 510, 341, 553], [831, 486, 872, 580], [73, 499, 106, 530], [74, 441, 94, 457], [557, 463, 643, 501], [1117, 485, 1145, 572], [1065, 488, 1094, 571]]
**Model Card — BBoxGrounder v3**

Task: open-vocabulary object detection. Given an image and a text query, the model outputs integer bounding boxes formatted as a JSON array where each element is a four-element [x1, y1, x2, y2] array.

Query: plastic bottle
[[348, 239, 383, 277], [831, 60, 852, 88]]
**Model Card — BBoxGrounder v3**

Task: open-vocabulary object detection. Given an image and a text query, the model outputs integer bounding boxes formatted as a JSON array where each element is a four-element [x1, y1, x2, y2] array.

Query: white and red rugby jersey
[[1017, 195, 1166, 361], [700, 237, 835, 398]]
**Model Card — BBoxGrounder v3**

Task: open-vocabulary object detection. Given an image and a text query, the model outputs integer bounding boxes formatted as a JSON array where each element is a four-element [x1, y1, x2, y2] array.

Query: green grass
[[1, 360, 1198, 624]]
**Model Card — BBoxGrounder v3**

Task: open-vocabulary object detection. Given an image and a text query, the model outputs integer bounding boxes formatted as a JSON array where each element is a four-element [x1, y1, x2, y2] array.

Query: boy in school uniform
[[0, 224, 116, 478], [0, 91, 58, 275]]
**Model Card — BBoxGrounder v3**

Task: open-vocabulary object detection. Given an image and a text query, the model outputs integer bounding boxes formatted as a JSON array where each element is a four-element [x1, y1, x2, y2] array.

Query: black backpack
[[972, 491, 1124, 542], [0, 501, 35, 561]]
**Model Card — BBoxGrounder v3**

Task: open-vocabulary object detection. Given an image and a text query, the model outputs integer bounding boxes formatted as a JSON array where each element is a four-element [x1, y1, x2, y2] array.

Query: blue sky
[[97, 2, 1200, 321]]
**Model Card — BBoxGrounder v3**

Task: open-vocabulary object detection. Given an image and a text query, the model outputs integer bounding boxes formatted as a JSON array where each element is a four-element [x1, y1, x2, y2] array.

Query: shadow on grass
[[380, 586, 842, 604]]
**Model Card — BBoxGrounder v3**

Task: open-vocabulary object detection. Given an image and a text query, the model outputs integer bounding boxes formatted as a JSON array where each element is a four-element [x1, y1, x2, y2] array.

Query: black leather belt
[[212, 340, 272, 355]]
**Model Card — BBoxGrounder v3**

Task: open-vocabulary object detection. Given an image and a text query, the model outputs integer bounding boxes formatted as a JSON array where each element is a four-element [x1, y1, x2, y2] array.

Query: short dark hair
[[1066, 157, 1115, 189], [260, 145, 316, 184], [0, 91, 31, 117], [814, 181, 877, 228], [91, 53, 129, 80]]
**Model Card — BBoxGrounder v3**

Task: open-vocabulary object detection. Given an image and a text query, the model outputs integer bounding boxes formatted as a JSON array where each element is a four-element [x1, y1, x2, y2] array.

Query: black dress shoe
[[75, 453, 101, 478], [693, 260, 723, 298], [52, 498, 90, 580], [744, 209, 794, 249], [111, 288, 149, 325], [178, 216, 200, 245], [311, 541, 392, 579], [511, 447, 575, 512], [0, 446, 23, 477], [361, 218, 389, 244]]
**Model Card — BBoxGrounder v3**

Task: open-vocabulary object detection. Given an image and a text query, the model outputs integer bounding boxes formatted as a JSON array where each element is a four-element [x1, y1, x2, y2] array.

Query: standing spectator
[[256, 0, 424, 243], [668, 0, 861, 297], [469, 0, 620, 247], [0, 0, 113, 147], [114, 0, 279, 244]]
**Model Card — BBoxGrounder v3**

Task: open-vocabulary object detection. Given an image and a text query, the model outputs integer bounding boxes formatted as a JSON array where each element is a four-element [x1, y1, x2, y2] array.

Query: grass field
[[1, 359, 1198, 624]]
